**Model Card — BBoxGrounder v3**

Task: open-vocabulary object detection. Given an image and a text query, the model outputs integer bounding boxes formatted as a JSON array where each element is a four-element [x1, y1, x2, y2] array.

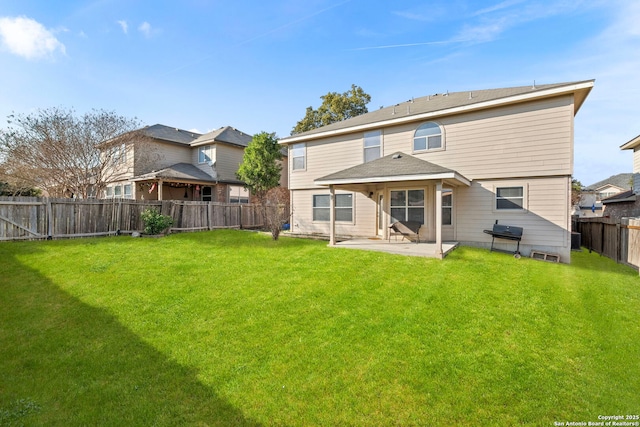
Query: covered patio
[[315, 152, 471, 259]]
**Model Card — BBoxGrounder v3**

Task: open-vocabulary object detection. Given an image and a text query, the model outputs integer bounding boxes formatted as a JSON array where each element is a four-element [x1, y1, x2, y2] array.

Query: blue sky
[[1, 0, 638, 185]]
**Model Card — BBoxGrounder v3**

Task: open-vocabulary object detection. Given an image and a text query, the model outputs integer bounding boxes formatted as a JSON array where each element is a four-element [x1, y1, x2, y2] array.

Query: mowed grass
[[1, 230, 639, 426]]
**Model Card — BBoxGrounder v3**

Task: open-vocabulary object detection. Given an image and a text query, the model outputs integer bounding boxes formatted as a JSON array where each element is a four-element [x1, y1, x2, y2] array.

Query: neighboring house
[[603, 135, 640, 219], [575, 173, 633, 217], [102, 124, 287, 202], [279, 80, 594, 262]]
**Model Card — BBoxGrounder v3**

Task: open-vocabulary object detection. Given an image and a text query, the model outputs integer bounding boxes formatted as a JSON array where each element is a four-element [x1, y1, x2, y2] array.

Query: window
[[313, 193, 353, 222], [496, 187, 524, 210], [292, 143, 305, 171], [106, 186, 113, 198], [414, 122, 442, 152], [442, 189, 452, 225], [390, 189, 424, 224], [113, 185, 122, 197], [124, 184, 132, 198], [364, 130, 381, 162], [229, 185, 249, 204], [199, 145, 212, 164]]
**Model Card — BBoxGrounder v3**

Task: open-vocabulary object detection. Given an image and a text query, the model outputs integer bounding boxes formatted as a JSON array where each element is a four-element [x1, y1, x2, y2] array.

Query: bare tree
[[263, 187, 291, 240], [0, 107, 154, 198]]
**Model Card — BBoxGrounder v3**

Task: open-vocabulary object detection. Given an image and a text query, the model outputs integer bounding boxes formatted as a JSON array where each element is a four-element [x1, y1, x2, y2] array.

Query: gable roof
[[142, 124, 201, 145], [280, 80, 594, 144], [191, 126, 253, 148], [585, 173, 633, 191], [315, 152, 470, 186]]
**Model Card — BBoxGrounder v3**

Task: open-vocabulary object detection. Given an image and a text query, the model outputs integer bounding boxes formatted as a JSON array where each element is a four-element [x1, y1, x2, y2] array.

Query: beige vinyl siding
[[383, 96, 574, 179], [291, 190, 376, 237], [633, 148, 640, 173], [456, 176, 570, 259], [210, 144, 244, 182], [136, 141, 191, 175], [289, 96, 574, 189], [289, 134, 365, 190]]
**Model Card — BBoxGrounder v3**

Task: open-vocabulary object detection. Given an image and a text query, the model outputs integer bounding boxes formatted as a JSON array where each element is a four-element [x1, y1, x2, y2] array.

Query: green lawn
[[1, 230, 639, 426]]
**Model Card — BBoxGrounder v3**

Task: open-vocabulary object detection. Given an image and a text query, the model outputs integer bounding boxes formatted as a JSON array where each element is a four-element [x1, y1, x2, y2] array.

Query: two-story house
[[279, 80, 594, 262], [103, 124, 287, 202]]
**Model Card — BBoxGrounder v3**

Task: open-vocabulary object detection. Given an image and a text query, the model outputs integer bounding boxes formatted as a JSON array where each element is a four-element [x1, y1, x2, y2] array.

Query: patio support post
[[435, 181, 443, 259], [329, 185, 336, 246], [158, 180, 164, 201]]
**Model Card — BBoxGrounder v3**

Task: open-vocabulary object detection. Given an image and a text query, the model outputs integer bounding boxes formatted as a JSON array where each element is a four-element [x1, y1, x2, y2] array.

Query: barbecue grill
[[483, 220, 523, 258]]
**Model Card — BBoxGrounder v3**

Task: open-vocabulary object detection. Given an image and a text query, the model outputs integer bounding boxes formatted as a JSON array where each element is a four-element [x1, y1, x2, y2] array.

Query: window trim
[[312, 193, 354, 223], [494, 185, 527, 212], [363, 130, 382, 163], [291, 143, 306, 171], [413, 121, 445, 153]]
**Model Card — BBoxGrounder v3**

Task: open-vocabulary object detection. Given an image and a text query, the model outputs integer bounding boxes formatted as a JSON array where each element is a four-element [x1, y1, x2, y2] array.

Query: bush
[[141, 209, 173, 235]]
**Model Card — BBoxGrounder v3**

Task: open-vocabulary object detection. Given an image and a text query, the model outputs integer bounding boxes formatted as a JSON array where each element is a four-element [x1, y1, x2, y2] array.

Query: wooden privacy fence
[[575, 217, 640, 271], [0, 197, 265, 241]]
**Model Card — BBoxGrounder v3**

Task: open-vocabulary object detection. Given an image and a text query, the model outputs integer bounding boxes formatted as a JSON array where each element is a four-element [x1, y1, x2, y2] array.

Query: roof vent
[[392, 153, 402, 159], [532, 80, 537, 89], [468, 91, 473, 100]]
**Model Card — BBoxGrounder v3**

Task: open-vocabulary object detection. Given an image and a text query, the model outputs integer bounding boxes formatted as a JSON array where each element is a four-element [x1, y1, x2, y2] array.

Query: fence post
[[46, 198, 53, 239]]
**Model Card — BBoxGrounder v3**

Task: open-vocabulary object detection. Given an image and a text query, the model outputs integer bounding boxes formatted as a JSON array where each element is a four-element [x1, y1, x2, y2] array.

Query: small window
[[390, 189, 424, 224], [229, 185, 249, 204], [496, 187, 524, 210], [199, 145, 212, 164], [106, 187, 113, 198], [414, 122, 442, 152], [313, 193, 353, 222], [364, 130, 381, 163], [124, 184, 132, 198], [114, 185, 122, 197], [292, 143, 305, 171], [442, 189, 452, 225]]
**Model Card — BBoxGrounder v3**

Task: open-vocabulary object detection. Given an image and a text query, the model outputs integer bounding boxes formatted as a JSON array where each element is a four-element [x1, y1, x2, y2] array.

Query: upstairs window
[[292, 143, 306, 171], [414, 122, 442, 152], [364, 130, 381, 162], [199, 145, 213, 164]]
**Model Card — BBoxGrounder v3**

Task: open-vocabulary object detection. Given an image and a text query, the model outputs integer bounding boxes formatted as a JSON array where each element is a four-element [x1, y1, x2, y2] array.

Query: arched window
[[413, 122, 443, 151]]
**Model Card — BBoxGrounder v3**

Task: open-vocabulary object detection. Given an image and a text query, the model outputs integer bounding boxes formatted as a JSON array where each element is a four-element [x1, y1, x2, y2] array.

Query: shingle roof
[[191, 126, 253, 148], [281, 80, 594, 143], [142, 124, 201, 145], [315, 152, 469, 185], [602, 189, 636, 204], [585, 173, 633, 191], [132, 163, 217, 183]]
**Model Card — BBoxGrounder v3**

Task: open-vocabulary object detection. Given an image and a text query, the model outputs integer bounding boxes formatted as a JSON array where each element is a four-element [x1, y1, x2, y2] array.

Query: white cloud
[[117, 20, 128, 34], [138, 21, 152, 38], [0, 16, 66, 60]]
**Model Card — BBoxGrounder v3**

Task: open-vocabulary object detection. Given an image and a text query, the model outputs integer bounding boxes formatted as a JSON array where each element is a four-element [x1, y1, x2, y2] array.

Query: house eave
[[280, 80, 595, 145], [620, 134, 640, 150], [315, 172, 471, 187]]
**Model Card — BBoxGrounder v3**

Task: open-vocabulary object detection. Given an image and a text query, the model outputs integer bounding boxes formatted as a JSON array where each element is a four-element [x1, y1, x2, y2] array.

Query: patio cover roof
[[131, 163, 219, 184], [314, 152, 471, 186]]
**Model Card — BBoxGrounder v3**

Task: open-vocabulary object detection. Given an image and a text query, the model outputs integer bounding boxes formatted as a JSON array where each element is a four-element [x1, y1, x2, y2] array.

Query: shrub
[[141, 209, 173, 235]]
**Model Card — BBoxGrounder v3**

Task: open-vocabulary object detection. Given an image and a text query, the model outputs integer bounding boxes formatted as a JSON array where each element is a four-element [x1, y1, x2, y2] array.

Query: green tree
[[291, 84, 371, 135], [571, 178, 583, 207], [236, 131, 283, 202]]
